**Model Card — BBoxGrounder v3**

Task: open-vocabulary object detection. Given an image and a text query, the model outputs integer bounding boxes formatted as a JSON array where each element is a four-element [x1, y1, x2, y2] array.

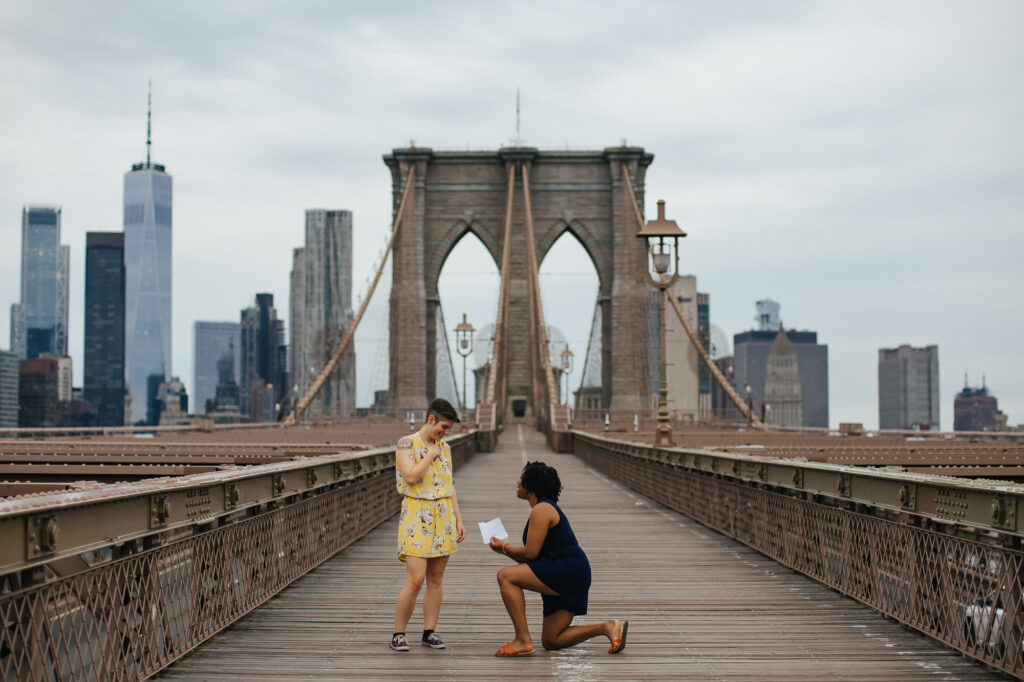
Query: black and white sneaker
[[422, 632, 446, 649], [390, 633, 410, 651]]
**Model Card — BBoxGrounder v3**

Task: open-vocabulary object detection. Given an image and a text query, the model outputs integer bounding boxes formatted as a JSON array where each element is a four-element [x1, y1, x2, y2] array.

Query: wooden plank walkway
[[156, 426, 1000, 681]]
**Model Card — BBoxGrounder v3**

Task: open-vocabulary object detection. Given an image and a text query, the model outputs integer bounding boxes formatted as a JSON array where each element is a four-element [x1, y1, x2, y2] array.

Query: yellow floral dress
[[395, 432, 457, 562]]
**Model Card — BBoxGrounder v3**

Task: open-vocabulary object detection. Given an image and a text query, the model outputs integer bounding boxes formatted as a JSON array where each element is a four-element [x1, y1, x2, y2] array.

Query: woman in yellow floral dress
[[391, 398, 466, 652]]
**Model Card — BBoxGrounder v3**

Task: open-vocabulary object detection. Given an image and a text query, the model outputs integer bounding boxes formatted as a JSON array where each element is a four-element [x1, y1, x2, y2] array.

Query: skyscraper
[[124, 87, 173, 424], [0, 350, 17, 427], [656, 276, 711, 420], [733, 301, 829, 428], [289, 247, 305, 406], [239, 306, 258, 416], [239, 294, 285, 421], [84, 233, 126, 426], [11, 206, 69, 359], [294, 210, 355, 417], [954, 379, 1005, 432], [193, 321, 240, 415], [764, 327, 803, 427], [18, 356, 71, 427], [878, 344, 939, 430]]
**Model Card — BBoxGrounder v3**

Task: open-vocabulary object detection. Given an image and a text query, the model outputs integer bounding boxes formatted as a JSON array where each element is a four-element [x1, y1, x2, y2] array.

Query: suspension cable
[[521, 162, 559, 408], [483, 162, 517, 411]]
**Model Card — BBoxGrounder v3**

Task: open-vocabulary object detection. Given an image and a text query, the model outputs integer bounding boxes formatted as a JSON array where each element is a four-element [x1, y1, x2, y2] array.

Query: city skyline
[[1, 2, 1022, 429]]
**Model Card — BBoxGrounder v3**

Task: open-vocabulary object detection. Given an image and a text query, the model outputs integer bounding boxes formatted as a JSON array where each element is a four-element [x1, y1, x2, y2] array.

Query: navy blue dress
[[524, 499, 592, 617]]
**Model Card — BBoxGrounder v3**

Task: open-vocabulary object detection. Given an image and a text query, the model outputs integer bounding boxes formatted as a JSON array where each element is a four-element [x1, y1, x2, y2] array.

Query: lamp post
[[454, 313, 476, 416], [745, 384, 752, 427], [637, 199, 686, 448], [560, 345, 574, 405]]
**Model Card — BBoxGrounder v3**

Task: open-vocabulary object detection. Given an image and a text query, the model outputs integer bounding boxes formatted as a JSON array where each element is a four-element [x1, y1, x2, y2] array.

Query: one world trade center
[[124, 86, 172, 425]]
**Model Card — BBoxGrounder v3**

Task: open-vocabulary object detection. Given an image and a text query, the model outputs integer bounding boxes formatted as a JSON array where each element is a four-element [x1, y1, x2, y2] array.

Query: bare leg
[[422, 554, 450, 631], [496, 564, 557, 651], [394, 557, 427, 633], [541, 611, 619, 651]]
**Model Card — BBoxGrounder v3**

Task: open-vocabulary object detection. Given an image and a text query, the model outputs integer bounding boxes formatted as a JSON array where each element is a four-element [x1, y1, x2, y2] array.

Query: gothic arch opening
[[538, 229, 600, 409], [436, 229, 500, 413]]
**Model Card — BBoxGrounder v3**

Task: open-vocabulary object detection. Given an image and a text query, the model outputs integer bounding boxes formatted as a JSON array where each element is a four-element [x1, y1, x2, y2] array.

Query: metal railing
[[571, 430, 1024, 679], [0, 433, 478, 681]]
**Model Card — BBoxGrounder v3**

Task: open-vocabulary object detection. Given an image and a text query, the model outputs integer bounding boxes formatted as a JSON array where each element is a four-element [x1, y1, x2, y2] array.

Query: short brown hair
[[426, 398, 460, 424]]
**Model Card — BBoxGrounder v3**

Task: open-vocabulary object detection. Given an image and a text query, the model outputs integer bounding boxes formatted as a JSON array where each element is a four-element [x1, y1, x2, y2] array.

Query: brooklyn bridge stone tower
[[384, 145, 653, 416]]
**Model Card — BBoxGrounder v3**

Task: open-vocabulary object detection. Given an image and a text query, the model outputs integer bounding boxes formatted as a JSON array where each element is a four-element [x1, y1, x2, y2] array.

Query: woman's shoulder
[[531, 500, 560, 520], [397, 433, 420, 450]]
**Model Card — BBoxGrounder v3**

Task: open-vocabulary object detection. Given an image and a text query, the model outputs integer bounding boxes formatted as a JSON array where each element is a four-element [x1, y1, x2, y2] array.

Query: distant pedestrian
[[390, 398, 466, 652], [489, 461, 627, 656]]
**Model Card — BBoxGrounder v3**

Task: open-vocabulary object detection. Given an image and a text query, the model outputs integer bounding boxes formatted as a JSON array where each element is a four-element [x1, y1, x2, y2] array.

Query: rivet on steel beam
[[151, 496, 171, 526], [37, 516, 59, 554], [899, 484, 915, 509], [225, 484, 240, 508], [991, 499, 1002, 524]]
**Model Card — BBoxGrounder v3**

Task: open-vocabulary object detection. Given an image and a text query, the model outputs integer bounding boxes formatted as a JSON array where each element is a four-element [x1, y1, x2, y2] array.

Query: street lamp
[[454, 313, 476, 416], [560, 345, 574, 405], [637, 199, 686, 448]]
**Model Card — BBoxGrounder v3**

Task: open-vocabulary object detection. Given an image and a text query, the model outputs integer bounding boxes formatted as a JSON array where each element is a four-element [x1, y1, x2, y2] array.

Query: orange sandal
[[608, 620, 628, 654], [495, 643, 536, 656]]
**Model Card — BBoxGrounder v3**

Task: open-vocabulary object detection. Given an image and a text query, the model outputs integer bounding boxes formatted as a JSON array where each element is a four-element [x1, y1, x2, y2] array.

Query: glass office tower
[[11, 206, 69, 359], [124, 161, 173, 425], [193, 321, 241, 415], [84, 232, 126, 426]]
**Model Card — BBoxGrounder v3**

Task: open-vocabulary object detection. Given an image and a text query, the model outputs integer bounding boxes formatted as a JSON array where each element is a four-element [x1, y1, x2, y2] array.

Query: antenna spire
[[512, 88, 523, 147], [516, 88, 520, 141], [146, 80, 152, 168]]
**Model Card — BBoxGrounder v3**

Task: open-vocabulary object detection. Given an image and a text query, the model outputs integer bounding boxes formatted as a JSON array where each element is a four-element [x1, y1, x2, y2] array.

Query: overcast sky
[[2, 1, 1022, 429]]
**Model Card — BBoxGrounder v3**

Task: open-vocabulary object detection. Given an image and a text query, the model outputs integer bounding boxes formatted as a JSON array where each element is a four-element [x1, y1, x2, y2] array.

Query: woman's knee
[[541, 634, 563, 651], [404, 574, 425, 592], [496, 566, 515, 586]]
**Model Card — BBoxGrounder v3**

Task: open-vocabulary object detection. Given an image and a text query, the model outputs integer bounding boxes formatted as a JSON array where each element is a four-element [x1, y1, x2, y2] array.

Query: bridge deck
[[156, 426, 999, 681]]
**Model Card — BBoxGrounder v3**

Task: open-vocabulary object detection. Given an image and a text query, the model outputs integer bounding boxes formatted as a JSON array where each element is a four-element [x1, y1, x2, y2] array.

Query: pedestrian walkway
[[157, 425, 999, 680]]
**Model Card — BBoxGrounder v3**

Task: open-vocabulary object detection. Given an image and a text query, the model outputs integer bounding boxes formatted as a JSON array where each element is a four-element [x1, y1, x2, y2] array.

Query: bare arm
[[490, 502, 558, 561], [395, 436, 436, 485]]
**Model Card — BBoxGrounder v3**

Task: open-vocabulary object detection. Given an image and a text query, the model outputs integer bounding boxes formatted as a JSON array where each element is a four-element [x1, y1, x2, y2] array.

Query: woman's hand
[[455, 520, 466, 543], [489, 536, 507, 554]]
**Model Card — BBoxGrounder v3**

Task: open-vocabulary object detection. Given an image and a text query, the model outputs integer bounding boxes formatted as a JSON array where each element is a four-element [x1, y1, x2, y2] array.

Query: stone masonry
[[384, 146, 653, 415]]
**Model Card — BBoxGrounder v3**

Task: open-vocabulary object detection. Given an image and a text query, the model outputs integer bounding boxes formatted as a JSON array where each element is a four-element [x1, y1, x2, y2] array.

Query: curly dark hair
[[520, 461, 562, 502], [426, 398, 460, 424]]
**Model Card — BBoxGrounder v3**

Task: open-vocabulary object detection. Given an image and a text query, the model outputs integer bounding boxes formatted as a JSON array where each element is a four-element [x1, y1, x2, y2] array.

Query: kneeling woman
[[489, 461, 627, 656]]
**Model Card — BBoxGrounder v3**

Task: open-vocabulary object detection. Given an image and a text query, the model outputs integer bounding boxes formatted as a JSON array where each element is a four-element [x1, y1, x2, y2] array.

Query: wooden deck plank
[[156, 425, 1001, 680]]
